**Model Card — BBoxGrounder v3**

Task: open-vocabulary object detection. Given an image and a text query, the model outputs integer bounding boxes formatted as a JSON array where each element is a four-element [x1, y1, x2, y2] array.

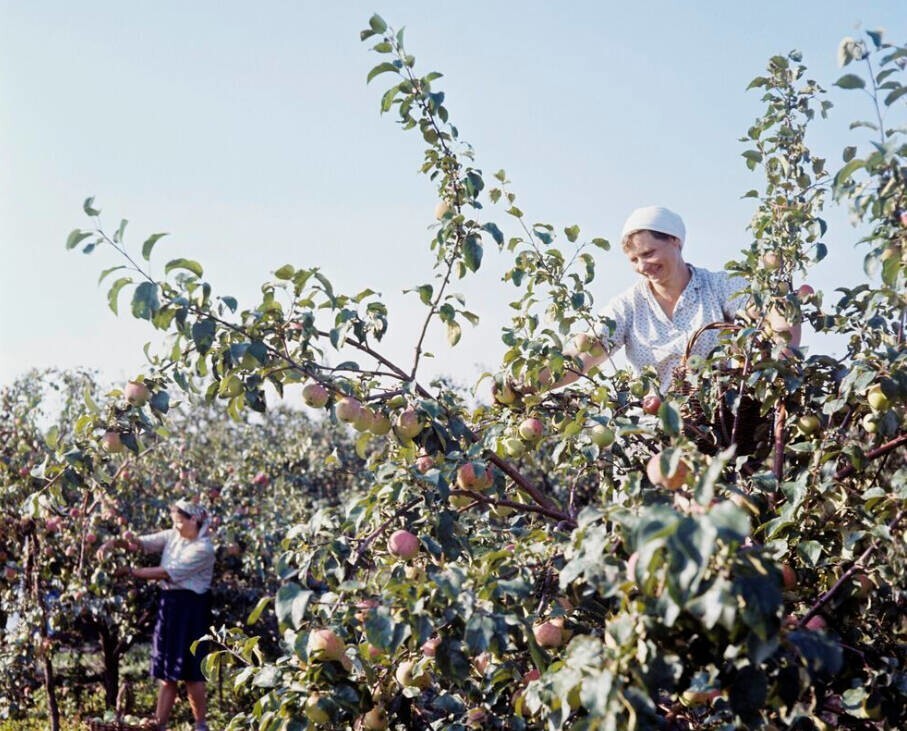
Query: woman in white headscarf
[[99, 498, 215, 731], [550, 205, 800, 391]]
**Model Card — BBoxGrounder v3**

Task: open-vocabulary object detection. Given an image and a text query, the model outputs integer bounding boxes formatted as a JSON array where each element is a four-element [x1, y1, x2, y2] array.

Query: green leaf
[[66, 229, 92, 250], [131, 282, 160, 320], [149, 390, 170, 414], [369, 14, 387, 33], [834, 73, 865, 90], [274, 264, 295, 280], [191, 318, 217, 355], [83, 196, 101, 216], [98, 265, 125, 284], [564, 225, 580, 243], [482, 222, 504, 245], [416, 284, 433, 305], [275, 582, 311, 629], [141, 233, 168, 261], [834, 158, 864, 185], [367, 62, 399, 83], [107, 277, 133, 315], [462, 235, 483, 272], [447, 321, 462, 346], [165, 258, 204, 277], [884, 86, 907, 106]]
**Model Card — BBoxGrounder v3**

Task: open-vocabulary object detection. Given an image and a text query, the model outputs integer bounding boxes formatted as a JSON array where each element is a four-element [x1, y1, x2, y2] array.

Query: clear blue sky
[[1, 1, 905, 392]]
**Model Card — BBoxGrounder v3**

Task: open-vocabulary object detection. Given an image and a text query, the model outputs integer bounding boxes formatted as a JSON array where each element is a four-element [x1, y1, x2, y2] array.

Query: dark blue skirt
[[151, 589, 212, 682]]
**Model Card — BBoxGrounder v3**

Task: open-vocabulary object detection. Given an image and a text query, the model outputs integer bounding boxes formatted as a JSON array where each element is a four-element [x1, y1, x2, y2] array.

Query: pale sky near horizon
[[2, 2, 905, 398]]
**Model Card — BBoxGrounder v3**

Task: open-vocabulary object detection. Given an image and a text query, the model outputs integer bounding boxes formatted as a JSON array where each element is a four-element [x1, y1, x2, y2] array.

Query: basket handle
[[680, 321, 741, 367]]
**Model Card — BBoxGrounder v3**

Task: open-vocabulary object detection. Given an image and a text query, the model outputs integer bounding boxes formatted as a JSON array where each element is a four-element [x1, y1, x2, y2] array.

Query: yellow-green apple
[[493, 378, 518, 406], [797, 414, 821, 436], [867, 385, 890, 412], [502, 436, 526, 457], [370, 412, 392, 435], [589, 424, 615, 447], [304, 693, 330, 725], [762, 251, 781, 271], [353, 407, 375, 433]]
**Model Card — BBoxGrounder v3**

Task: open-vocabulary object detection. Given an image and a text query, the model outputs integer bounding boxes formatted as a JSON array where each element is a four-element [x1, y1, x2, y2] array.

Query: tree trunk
[[43, 655, 61, 731], [99, 625, 120, 710]]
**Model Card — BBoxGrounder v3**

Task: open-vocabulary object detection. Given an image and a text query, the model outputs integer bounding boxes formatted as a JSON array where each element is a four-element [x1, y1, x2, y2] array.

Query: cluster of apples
[[99, 379, 154, 453], [862, 383, 901, 434], [302, 382, 424, 442]]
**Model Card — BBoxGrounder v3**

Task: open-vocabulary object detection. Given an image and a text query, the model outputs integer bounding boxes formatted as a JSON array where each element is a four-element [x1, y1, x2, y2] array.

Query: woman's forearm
[[132, 566, 170, 581]]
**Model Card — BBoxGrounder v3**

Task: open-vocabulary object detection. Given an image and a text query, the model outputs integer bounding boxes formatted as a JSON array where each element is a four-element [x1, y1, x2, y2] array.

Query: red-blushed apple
[[307, 628, 345, 662], [641, 394, 662, 415], [252, 472, 270, 488], [781, 564, 797, 589], [359, 705, 389, 730], [387, 529, 420, 560], [851, 572, 873, 599], [370, 412, 392, 436], [626, 551, 639, 581], [646, 452, 689, 490], [125, 380, 150, 407], [361, 642, 384, 662], [394, 659, 430, 688], [421, 637, 440, 658], [84, 532, 98, 545], [805, 615, 828, 631], [304, 693, 330, 725], [796, 283, 815, 299], [518, 417, 544, 442], [532, 619, 564, 648], [456, 462, 492, 491], [18, 466, 31, 478], [415, 455, 434, 473], [522, 668, 541, 684], [45, 517, 62, 534], [589, 424, 615, 447], [102, 431, 125, 453], [336, 396, 363, 423], [302, 382, 330, 408], [4, 566, 18, 581], [394, 408, 423, 441]]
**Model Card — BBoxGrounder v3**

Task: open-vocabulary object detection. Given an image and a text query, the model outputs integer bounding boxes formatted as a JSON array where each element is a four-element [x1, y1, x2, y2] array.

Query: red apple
[[781, 564, 797, 589], [387, 530, 420, 560], [252, 472, 269, 487], [804, 615, 827, 632], [415, 455, 434, 473], [302, 382, 329, 408], [421, 637, 441, 658], [456, 462, 492, 491], [532, 620, 564, 648], [124, 380, 150, 407], [641, 394, 662, 415], [796, 283, 815, 298]]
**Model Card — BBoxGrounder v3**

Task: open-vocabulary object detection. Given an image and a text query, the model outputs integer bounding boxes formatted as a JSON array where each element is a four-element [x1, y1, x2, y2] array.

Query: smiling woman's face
[[624, 230, 685, 286]]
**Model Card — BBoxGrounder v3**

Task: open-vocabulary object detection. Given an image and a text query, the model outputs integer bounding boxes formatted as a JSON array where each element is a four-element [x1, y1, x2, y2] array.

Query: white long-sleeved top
[[139, 529, 215, 595]]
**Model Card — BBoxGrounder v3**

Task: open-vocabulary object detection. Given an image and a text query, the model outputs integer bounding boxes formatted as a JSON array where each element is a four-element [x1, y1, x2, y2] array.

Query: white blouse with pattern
[[139, 529, 215, 595], [598, 266, 748, 391]]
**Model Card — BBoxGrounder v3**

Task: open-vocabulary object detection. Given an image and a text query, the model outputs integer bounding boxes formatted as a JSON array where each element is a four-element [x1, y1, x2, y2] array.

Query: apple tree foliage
[[0, 368, 364, 727], [44, 16, 907, 730]]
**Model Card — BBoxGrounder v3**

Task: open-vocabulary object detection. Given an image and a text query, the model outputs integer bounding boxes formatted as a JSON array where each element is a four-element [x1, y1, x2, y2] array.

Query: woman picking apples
[[98, 499, 216, 731], [547, 206, 801, 391]]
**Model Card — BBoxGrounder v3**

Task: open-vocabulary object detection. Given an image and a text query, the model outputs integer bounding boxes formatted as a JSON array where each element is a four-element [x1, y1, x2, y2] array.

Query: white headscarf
[[621, 206, 686, 248], [173, 498, 210, 539]]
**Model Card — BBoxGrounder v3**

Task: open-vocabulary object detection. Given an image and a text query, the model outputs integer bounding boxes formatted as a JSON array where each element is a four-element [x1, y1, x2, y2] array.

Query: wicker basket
[[671, 322, 772, 458]]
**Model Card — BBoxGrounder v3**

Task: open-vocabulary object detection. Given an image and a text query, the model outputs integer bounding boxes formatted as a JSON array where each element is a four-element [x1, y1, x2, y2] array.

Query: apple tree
[[59, 17, 906, 730]]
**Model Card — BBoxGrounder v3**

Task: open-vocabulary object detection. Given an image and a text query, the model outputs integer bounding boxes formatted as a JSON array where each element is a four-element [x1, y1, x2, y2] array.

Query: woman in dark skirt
[[100, 499, 215, 731]]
